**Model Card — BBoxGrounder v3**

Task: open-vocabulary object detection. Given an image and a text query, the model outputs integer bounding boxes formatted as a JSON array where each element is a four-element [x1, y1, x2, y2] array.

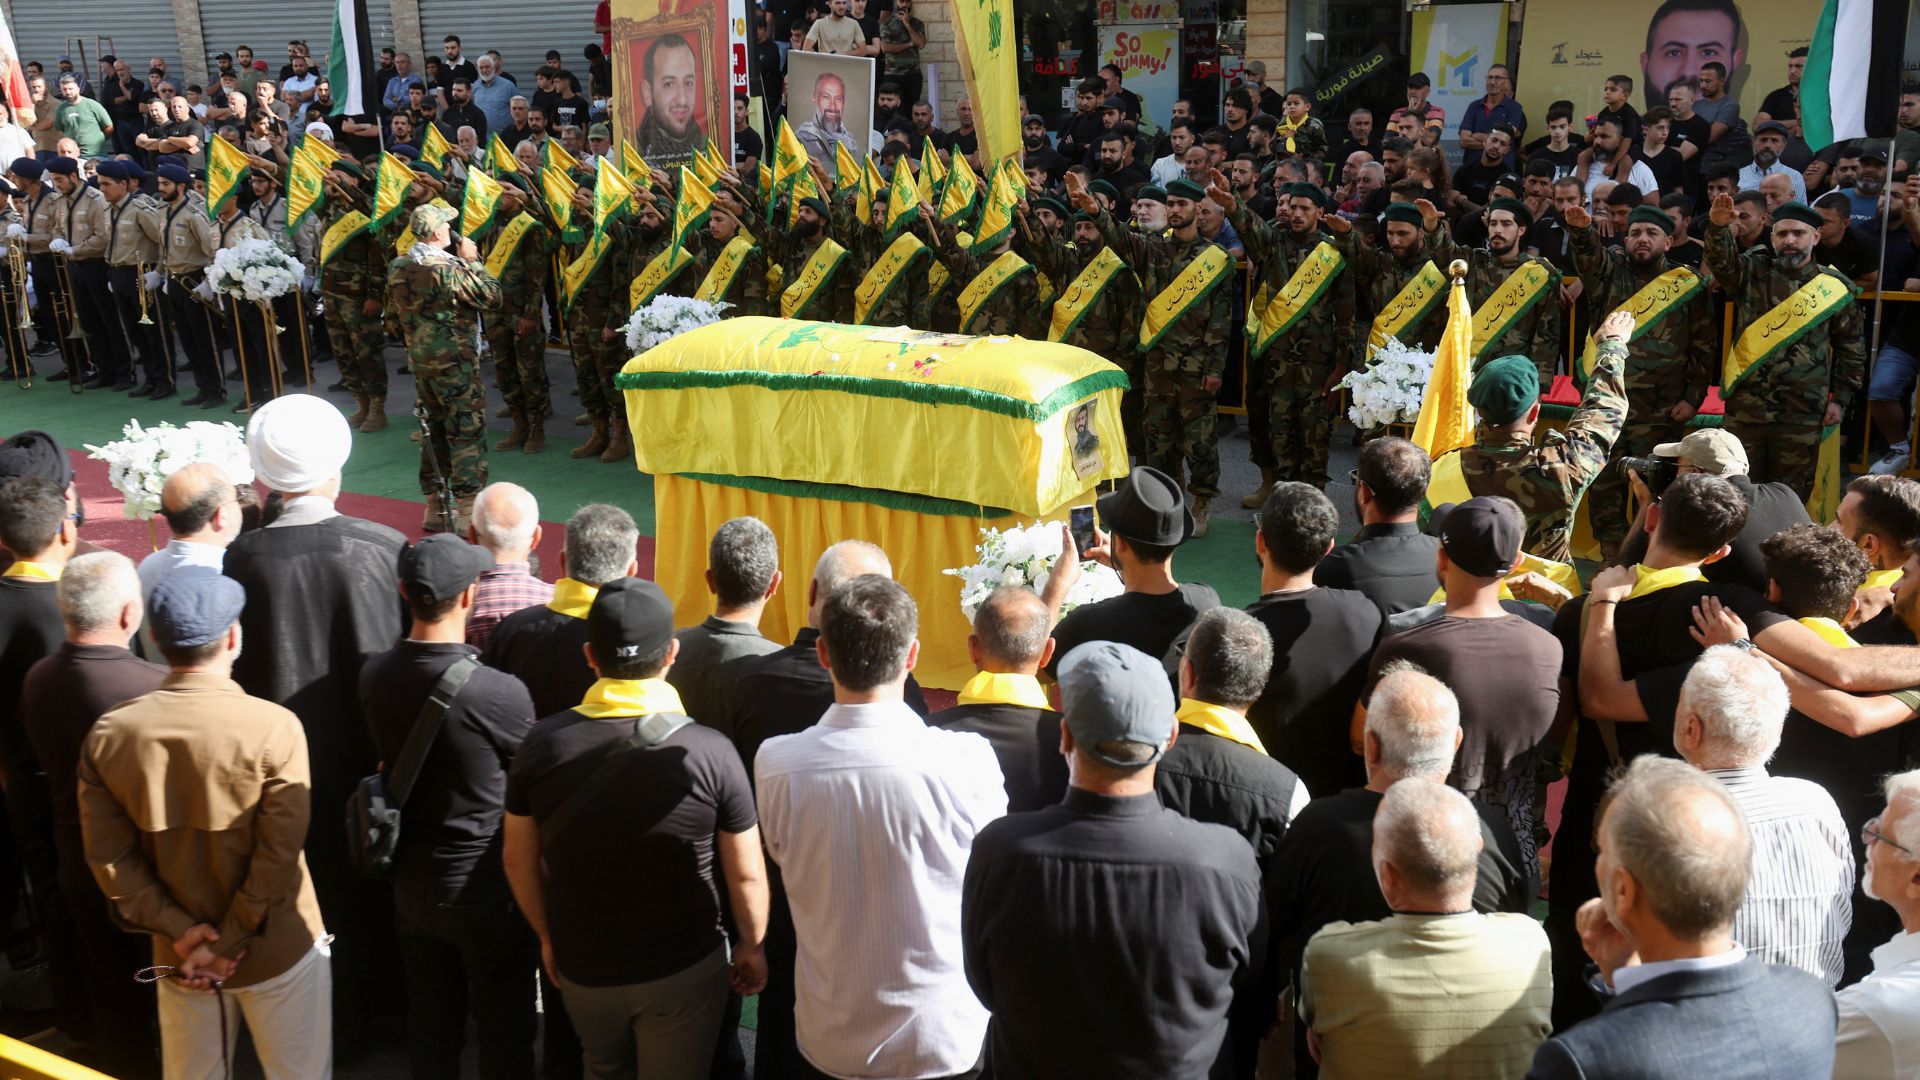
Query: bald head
[[1601, 757, 1751, 941], [470, 482, 539, 557], [970, 586, 1051, 671], [1364, 663, 1461, 781], [158, 463, 237, 541], [1374, 777, 1484, 907], [810, 540, 893, 624]]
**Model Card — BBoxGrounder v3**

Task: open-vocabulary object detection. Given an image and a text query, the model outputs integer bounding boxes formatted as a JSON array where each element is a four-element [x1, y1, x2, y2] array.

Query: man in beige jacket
[[78, 570, 330, 1078]]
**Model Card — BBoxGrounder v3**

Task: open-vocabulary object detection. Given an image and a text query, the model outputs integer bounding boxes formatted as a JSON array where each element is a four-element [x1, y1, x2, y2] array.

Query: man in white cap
[[220, 392, 406, 1061]]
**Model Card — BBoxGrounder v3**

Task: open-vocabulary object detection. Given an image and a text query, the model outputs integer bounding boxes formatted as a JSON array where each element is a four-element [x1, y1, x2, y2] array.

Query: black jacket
[[935, 702, 1068, 813], [1315, 522, 1441, 615]]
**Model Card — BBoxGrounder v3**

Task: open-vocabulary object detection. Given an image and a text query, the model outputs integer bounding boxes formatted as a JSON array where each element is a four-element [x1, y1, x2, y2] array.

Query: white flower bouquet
[[84, 419, 254, 520], [1336, 338, 1436, 429], [945, 522, 1124, 623], [623, 295, 732, 354], [209, 238, 303, 302]]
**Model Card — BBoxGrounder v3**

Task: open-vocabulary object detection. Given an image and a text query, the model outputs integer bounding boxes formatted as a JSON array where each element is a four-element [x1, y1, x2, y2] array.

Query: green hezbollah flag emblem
[[673, 166, 714, 249], [205, 135, 250, 220], [543, 137, 581, 176], [419, 122, 452, 170], [938, 148, 980, 227], [593, 157, 636, 238], [971, 156, 1022, 254], [461, 165, 505, 238], [369, 150, 414, 232], [286, 144, 326, 233], [884, 156, 917, 239]]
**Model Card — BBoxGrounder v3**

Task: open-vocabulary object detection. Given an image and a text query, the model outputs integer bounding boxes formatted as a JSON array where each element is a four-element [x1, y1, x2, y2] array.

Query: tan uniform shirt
[[160, 194, 215, 274], [62, 184, 109, 261], [77, 671, 325, 989], [104, 193, 163, 268], [24, 186, 63, 254], [216, 211, 266, 251]]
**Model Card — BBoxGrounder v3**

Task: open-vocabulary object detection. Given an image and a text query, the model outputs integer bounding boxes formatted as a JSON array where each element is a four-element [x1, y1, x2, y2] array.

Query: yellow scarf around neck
[[576, 677, 686, 720], [956, 671, 1050, 710], [1175, 698, 1267, 755]]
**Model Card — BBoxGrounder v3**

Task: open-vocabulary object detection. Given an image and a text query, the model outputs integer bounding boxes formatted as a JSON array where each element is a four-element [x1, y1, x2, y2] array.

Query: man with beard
[[1023, 205, 1145, 446], [924, 201, 1041, 337], [152, 161, 224, 408], [1069, 173, 1232, 536], [793, 72, 858, 167], [1739, 121, 1806, 202], [1091, 130, 1148, 204], [1705, 194, 1866, 499], [1837, 142, 1889, 236], [1058, 78, 1106, 166], [735, 167, 856, 323], [1424, 196, 1565, 385], [635, 34, 705, 162], [1220, 176, 1356, 504], [438, 77, 487, 144], [1339, 200, 1450, 352], [1563, 199, 1714, 560], [1023, 113, 1065, 184]]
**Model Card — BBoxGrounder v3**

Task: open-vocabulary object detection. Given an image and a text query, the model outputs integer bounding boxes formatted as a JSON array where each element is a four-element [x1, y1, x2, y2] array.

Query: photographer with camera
[[1614, 429, 1809, 592]]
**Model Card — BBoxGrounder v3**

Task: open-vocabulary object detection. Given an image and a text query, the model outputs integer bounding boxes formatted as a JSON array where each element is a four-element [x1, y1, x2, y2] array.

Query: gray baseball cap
[[1058, 641, 1176, 768]]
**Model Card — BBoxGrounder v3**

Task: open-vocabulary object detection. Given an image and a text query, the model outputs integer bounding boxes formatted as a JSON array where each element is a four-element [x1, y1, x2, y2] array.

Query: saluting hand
[[1709, 192, 1735, 228], [1559, 203, 1590, 231], [1596, 309, 1636, 344], [1205, 168, 1235, 209], [1064, 172, 1097, 214], [1414, 197, 1441, 232]]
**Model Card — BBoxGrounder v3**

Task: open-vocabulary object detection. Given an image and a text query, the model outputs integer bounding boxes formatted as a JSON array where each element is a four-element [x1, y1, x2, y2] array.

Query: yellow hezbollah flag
[[1411, 264, 1476, 459], [622, 138, 652, 189], [543, 138, 581, 177], [938, 148, 980, 226], [486, 133, 519, 175], [593, 157, 635, 237], [300, 134, 340, 169], [672, 166, 715, 248], [692, 141, 722, 188], [772, 117, 809, 195], [419, 123, 452, 170], [541, 164, 583, 242], [701, 138, 730, 181], [884, 156, 918, 239], [786, 163, 822, 228], [836, 143, 873, 222], [461, 166, 505, 238], [919, 137, 946, 205], [863, 158, 885, 219], [369, 150, 414, 231], [286, 145, 326, 231], [949, 0, 1020, 165], [205, 134, 250, 219], [971, 156, 1022, 254]]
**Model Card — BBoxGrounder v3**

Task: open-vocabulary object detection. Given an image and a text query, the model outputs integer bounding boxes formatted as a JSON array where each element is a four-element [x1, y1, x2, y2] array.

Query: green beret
[[797, 196, 830, 218], [1487, 197, 1533, 230], [1468, 355, 1542, 425], [1772, 200, 1822, 229], [1132, 184, 1167, 205], [1283, 182, 1327, 208], [497, 171, 530, 194], [410, 162, 443, 182], [1034, 197, 1068, 218], [1164, 177, 1206, 202], [328, 158, 367, 180], [1071, 210, 1094, 224], [1626, 205, 1676, 234], [1088, 178, 1121, 201], [1381, 202, 1425, 227]]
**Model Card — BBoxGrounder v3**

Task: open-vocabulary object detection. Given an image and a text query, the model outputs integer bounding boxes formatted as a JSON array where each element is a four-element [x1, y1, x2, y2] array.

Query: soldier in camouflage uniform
[[1422, 197, 1564, 381], [386, 202, 502, 533], [1221, 175, 1357, 494], [1704, 195, 1867, 500], [1338, 201, 1452, 352], [1445, 311, 1634, 562], [319, 159, 390, 431], [1565, 201, 1715, 558], [836, 181, 932, 327], [925, 204, 1044, 338], [1021, 205, 1146, 449], [1070, 173, 1233, 535], [479, 176, 552, 453], [691, 189, 770, 316], [562, 174, 637, 462], [737, 181, 856, 323]]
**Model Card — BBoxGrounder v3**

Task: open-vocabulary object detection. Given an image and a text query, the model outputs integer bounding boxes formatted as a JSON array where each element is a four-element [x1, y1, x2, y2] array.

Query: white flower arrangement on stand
[[944, 522, 1124, 623], [84, 419, 254, 521], [623, 296, 732, 354], [1336, 338, 1436, 429], [209, 239, 303, 302]]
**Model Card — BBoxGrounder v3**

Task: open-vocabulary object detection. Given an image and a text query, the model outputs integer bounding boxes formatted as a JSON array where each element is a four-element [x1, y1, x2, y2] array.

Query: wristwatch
[[1727, 638, 1757, 652]]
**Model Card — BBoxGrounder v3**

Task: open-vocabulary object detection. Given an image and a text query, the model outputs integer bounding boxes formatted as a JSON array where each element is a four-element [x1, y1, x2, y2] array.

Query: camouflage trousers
[[1266, 353, 1339, 488], [1245, 360, 1273, 469], [413, 353, 488, 500], [484, 303, 551, 419], [1142, 366, 1220, 499], [1722, 416, 1822, 502], [1587, 419, 1686, 550], [325, 289, 388, 397]]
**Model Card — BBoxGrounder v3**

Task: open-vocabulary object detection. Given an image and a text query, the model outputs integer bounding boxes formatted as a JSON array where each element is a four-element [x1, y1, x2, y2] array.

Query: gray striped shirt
[[1711, 766, 1854, 987]]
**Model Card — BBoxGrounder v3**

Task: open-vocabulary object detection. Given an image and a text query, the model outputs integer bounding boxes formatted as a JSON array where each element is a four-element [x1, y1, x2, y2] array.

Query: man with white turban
[[220, 394, 407, 1060]]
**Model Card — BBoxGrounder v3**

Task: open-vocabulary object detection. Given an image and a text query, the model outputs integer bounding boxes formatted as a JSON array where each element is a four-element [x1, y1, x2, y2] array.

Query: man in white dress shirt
[[1835, 769, 1920, 1078], [1674, 646, 1854, 986], [755, 573, 1006, 1079]]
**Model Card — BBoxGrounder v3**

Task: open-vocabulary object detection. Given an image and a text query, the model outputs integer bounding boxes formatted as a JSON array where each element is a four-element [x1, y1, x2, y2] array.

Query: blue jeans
[[1868, 344, 1917, 403]]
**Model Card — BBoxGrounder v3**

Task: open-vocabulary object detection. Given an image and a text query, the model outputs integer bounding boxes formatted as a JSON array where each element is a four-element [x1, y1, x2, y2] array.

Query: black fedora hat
[[1096, 466, 1194, 547]]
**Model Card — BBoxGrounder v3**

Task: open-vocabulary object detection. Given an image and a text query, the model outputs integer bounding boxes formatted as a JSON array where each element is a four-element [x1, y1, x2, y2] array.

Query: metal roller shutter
[[417, 0, 601, 92], [196, 0, 393, 83], [9, 0, 181, 81]]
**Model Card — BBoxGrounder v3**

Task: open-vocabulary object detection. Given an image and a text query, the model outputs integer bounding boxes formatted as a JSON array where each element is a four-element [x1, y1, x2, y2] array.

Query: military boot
[[359, 397, 388, 433], [1191, 496, 1212, 539], [495, 410, 529, 451], [453, 494, 477, 535], [570, 417, 609, 459], [421, 492, 449, 533], [346, 392, 370, 428], [522, 417, 547, 454], [1240, 466, 1278, 510], [600, 418, 631, 464]]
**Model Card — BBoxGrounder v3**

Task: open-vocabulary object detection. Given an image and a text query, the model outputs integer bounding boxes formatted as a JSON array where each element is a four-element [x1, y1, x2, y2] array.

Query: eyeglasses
[[1863, 816, 1914, 856]]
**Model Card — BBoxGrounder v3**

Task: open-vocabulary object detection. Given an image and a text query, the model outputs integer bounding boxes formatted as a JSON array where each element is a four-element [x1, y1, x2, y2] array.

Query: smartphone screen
[[1069, 505, 1096, 555]]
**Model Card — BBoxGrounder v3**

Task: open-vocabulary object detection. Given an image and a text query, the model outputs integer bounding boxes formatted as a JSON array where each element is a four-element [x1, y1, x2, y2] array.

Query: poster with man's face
[[615, 0, 728, 170], [786, 51, 873, 168]]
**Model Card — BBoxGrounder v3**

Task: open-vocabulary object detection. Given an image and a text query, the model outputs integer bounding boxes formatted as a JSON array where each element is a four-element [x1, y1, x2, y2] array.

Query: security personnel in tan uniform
[[155, 161, 223, 408], [244, 168, 307, 389], [47, 155, 130, 389], [214, 199, 275, 413], [97, 160, 171, 399], [7, 157, 67, 369]]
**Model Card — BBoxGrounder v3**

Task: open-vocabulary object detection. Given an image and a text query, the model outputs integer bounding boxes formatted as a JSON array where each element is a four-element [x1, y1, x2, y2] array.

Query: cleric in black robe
[[222, 393, 406, 1058]]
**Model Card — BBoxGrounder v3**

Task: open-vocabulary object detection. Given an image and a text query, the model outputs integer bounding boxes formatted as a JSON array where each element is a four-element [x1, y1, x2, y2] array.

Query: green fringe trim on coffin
[[615, 367, 1130, 423], [678, 473, 1015, 519]]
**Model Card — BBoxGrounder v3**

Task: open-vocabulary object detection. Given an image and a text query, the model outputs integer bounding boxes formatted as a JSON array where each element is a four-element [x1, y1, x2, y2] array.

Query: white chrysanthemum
[[945, 522, 1125, 623]]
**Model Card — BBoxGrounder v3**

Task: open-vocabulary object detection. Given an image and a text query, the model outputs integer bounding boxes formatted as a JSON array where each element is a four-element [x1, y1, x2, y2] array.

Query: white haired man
[[464, 482, 550, 648], [1834, 768, 1920, 1075]]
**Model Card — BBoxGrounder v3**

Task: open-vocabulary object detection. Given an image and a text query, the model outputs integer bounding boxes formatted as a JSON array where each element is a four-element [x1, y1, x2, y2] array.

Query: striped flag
[[1803, 0, 1907, 149], [326, 0, 380, 118]]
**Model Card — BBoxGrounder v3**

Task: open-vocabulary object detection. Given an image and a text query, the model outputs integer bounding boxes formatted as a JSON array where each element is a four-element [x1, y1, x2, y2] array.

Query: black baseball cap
[[587, 578, 675, 665], [1433, 497, 1522, 578], [1408, 72, 1432, 88], [397, 534, 494, 604]]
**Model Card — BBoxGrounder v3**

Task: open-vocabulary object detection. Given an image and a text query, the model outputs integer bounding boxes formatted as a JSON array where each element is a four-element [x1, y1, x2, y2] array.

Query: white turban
[[305, 121, 334, 142], [247, 394, 352, 492]]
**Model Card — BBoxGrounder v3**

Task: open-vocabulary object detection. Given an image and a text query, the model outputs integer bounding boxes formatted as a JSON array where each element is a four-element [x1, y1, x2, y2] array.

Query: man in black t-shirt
[[1048, 466, 1221, 681], [1814, 191, 1882, 286], [361, 535, 539, 1079], [504, 578, 769, 1080], [1615, 429, 1811, 594]]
